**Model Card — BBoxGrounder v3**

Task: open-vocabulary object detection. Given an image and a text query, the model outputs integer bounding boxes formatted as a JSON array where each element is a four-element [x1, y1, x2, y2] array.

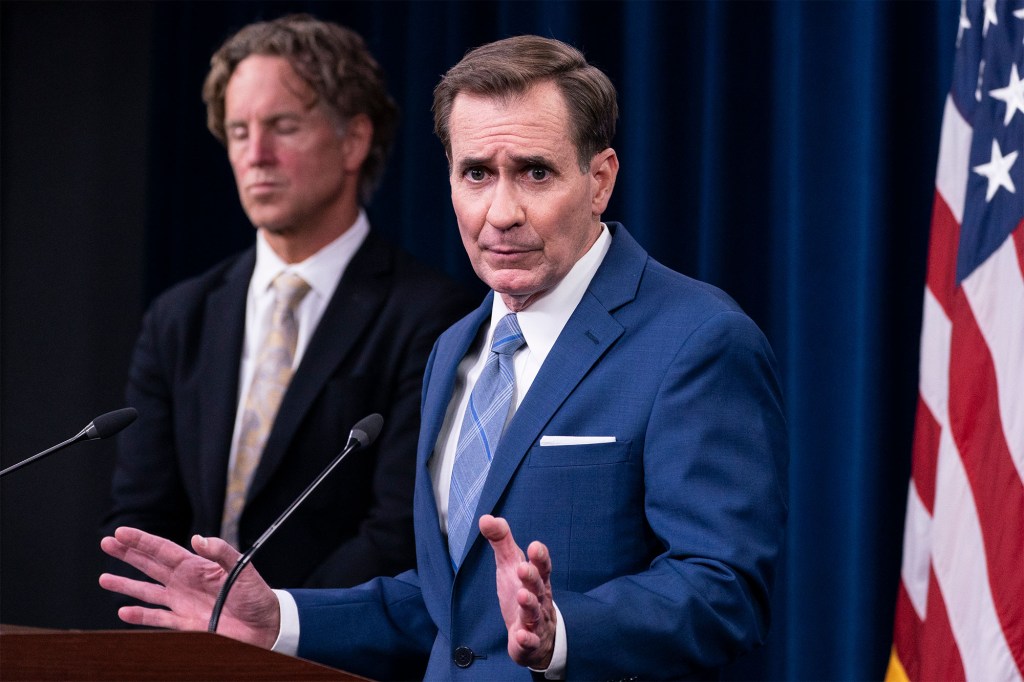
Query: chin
[[249, 215, 291, 234]]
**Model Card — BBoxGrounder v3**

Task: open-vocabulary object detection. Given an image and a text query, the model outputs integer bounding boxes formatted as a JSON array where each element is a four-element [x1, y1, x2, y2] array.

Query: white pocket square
[[539, 435, 616, 446]]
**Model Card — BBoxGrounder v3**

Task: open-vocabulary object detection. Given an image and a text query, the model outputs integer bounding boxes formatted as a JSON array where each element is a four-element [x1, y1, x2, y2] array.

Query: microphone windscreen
[[86, 407, 139, 440], [349, 413, 384, 448]]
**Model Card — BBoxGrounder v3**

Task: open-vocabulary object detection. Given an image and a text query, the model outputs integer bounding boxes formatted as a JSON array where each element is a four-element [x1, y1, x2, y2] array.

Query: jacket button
[[453, 645, 474, 668]]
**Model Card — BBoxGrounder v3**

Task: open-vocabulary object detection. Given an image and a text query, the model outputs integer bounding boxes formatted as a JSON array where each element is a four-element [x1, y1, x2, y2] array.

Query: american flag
[[888, 1, 1024, 680]]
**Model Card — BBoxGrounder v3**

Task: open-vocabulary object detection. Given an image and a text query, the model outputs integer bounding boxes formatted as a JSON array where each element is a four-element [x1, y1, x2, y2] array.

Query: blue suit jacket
[[290, 224, 788, 681]]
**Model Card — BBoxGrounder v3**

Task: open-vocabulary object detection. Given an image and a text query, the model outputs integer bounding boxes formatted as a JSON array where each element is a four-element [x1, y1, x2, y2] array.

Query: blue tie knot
[[491, 314, 526, 356]]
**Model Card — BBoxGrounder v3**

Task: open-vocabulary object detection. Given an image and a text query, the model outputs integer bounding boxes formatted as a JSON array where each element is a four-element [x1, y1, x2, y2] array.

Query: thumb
[[480, 515, 524, 565], [191, 534, 242, 571]]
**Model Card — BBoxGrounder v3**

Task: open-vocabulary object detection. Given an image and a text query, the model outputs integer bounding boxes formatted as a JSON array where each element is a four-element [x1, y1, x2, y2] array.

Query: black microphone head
[[85, 407, 138, 440], [348, 413, 384, 449]]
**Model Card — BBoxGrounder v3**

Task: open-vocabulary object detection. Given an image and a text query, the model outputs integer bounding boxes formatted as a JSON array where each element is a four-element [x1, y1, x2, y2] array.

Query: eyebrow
[[455, 153, 556, 175], [455, 156, 488, 175], [225, 111, 304, 128]]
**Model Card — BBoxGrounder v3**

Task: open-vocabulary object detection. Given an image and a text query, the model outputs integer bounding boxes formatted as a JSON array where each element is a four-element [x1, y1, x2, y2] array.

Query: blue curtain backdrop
[[0, 1, 960, 679]]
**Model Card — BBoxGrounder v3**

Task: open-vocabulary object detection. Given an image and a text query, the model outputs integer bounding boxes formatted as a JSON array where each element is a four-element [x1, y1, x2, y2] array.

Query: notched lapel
[[197, 253, 252, 521], [418, 297, 492, 468], [416, 299, 492, 596]]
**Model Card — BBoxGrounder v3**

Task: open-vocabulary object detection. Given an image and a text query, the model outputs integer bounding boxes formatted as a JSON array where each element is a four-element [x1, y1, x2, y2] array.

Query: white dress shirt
[[274, 225, 613, 679], [224, 212, 369, 479]]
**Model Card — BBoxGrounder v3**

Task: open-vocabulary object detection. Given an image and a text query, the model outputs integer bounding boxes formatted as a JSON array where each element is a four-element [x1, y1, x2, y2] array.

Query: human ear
[[590, 148, 619, 215], [341, 113, 373, 173]]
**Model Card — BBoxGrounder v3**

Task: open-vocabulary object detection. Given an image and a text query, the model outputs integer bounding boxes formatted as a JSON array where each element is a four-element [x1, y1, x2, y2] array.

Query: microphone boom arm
[[207, 413, 383, 633]]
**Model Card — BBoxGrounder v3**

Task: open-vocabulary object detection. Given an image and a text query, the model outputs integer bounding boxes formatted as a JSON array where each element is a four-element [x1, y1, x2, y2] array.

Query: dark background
[[0, 1, 957, 679]]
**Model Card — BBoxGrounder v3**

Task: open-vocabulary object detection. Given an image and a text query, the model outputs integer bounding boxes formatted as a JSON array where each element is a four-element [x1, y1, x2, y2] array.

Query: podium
[[0, 625, 369, 681]]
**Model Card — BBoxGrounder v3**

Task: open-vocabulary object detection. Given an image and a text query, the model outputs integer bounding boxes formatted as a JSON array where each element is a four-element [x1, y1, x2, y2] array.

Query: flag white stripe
[[935, 96, 972, 224], [899, 478, 932, 620], [918, 288, 952, 421], [932, 423, 1022, 682], [961, 233, 1024, 484], [915, 285, 1021, 681]]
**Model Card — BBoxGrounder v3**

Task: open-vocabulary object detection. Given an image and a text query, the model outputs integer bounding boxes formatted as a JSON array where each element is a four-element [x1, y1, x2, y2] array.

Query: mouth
[[245, 178, 284, 194], [483, 245, 540, 265]]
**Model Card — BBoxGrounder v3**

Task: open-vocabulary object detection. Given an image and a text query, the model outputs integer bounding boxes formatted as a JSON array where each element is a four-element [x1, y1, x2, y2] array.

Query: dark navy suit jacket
[[103, 231, 475, 588], [289, 224, 788, 680]]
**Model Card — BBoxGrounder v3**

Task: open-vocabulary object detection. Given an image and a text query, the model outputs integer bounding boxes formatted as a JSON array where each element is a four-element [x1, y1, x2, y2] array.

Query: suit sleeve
[[291, 569, 436, 681], [558, 310, 788, 680], [303, 286, 474, 587]]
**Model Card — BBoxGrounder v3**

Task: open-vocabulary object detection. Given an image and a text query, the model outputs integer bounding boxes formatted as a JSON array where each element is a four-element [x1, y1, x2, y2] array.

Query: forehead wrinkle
[[449, 90, 575, 173]]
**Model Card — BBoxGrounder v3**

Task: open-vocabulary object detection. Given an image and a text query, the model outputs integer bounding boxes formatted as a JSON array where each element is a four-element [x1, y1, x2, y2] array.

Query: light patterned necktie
[[221, 272, 311, 549], [447, 313, 526, 566]]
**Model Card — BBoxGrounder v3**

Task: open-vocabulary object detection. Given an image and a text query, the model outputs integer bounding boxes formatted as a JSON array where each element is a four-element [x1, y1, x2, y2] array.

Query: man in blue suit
[[101, 35, 788, 680]]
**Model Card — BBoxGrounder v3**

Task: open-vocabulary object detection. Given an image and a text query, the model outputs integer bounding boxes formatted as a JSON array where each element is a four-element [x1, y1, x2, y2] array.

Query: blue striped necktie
[[447, 313, 526, 566]]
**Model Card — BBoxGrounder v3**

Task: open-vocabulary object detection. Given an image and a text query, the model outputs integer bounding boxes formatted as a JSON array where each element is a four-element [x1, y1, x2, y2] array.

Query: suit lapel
[[247, 233, 392, 499], [197, 251, 253, 523], [418, 295, 493, 469], [416, 297, 492, 604]]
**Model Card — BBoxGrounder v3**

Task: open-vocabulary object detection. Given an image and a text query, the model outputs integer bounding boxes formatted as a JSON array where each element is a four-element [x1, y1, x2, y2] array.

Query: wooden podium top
[[0, 625, 369, 681]]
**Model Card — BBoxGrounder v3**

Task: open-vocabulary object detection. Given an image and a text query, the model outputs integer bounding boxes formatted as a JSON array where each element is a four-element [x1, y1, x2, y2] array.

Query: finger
[[114, 526, 188, 561], [109, 527, 195, 583], [100, 535, 129, 560], [514, 627, 542, 652], [99, 573, 170, 607], [479, 515, 525, 565], [515, 585, 543, 629], [102, 537, 177, 585], [527, 541, 552, 584], [516, 559, 547, 602], [191, 534, 242, 571], [116, 604, 183, 630], [478, 514, 508, 542]]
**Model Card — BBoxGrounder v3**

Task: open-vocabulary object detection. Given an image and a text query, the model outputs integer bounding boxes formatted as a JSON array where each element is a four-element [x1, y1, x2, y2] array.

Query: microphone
[[208, 413, 384, 633], [0, 407, 138, 478]]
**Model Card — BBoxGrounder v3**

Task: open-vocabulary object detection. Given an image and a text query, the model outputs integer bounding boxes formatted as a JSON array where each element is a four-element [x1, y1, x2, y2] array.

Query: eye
[[528, 167, 549, 181], [274, 120, 299, 135], [227, 124, 248, 141], [466, 168, 487, 182]]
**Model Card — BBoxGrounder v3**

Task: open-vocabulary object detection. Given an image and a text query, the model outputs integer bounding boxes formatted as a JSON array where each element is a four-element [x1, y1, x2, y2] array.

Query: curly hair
[[203, 14, 398, 203], [432, 35, 618, 171]]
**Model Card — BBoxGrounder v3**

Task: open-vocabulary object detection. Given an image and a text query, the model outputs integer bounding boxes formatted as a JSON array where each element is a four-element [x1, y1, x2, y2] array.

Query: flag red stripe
[[892, 570, 968, 682], [926, 192, 960, 314], [910, 396, 941, 514], [892, 581, 923, 682], [920, 568, 966, 682], [947, 289, 1024, 672]]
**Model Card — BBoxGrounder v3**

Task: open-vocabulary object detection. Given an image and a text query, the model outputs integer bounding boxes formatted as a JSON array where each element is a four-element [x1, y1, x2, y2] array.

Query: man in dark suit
[[101, 35, 788, 680], [101, 15, 473, 589]]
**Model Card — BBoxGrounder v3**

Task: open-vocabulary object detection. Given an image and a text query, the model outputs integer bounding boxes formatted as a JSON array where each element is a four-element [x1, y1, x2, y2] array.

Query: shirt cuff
[[528, 600, 567, 679], [271, 589, 300, 656]]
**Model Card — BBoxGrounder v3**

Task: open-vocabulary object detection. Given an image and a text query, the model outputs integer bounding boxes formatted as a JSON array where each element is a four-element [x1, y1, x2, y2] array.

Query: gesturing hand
[[479, 514, 557, 670], [99, 527, 280, 649]]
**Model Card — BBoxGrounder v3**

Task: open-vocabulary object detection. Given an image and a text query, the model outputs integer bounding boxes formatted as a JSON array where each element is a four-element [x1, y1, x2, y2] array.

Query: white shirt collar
[[251, 209, 370, 300], [488, 223, 612, 363]]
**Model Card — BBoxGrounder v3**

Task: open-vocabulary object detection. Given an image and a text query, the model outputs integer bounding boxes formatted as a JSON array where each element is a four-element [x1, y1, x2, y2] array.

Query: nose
[[485, 178, 525, 230], [243, 127, 275, 167]]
